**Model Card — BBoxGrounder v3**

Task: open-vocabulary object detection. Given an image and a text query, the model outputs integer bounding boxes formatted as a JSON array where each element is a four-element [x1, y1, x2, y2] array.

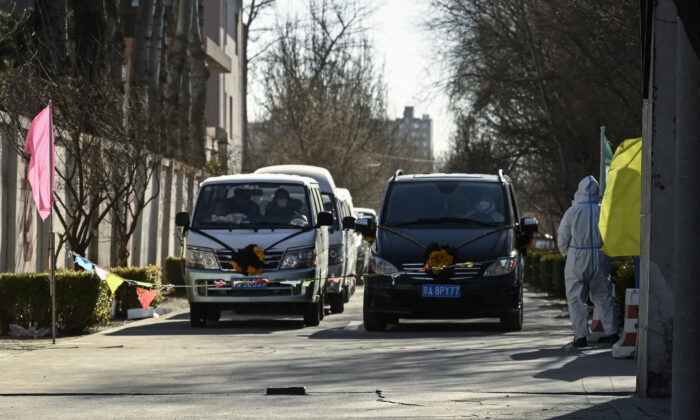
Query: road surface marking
[[344, 321, 363, 331]]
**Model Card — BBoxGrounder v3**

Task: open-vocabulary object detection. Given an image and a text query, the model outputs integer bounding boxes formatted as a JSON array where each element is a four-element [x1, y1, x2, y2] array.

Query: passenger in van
[[466, 192, 504, 223], [266, 188, 303, 218], [210, 199, 234, 222], [230, 189, 260, 217]]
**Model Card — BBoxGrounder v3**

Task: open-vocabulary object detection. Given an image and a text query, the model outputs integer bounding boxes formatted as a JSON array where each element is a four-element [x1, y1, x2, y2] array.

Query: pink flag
[[24, 104, 54, 221]]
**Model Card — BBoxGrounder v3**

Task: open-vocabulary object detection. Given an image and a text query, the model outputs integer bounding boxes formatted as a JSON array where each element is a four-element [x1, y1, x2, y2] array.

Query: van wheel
[[342, 285, 350, 303], [190, 303, 208, 327], [363, 291, 387, 332], [500, 287, 523, 331], [329, 292, 345, 314], [304, 293, 323, 327], [500, 310, 522, 331], [207, 310, 221, 322]]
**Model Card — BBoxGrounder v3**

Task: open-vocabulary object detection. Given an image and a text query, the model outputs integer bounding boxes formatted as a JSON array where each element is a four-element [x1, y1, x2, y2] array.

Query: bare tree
[[430, 0, 641, 224], [250, 0, 420, 209], [241, 0, 276, 172]]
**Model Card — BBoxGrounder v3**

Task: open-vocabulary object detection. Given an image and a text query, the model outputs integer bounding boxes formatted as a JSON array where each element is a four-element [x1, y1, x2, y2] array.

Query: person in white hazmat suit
[[557, 176, 619, 347]]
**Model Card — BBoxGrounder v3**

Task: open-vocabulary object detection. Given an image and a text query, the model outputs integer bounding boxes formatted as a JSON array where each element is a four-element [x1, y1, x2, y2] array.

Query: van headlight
[[186, 247, 219, 270], [328, 244, 344, 264], [371, 256, 399, 275], [483, 256, 517, 277], [280, 247, 316, 269]]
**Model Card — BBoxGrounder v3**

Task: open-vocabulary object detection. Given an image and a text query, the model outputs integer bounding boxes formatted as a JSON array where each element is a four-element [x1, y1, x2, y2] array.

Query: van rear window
[[193, 183, 312, 229], [383, 181, 507, 226]]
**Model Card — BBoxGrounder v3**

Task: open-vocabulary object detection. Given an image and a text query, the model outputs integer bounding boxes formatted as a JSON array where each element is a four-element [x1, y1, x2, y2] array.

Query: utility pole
[[672, 12, 700, 417]]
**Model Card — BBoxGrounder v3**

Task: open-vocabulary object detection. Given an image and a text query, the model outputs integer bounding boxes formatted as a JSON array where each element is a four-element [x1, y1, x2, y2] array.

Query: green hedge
[[110, 265, 163, 318], [0, 265, 166, 335], [0, 270, 112, 335], [524, 251, 637, 321], [163, 257, 186, 297]]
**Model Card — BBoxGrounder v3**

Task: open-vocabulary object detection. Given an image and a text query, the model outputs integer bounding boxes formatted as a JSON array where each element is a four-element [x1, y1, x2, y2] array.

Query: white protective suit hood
[[572, 176, 600, 206]]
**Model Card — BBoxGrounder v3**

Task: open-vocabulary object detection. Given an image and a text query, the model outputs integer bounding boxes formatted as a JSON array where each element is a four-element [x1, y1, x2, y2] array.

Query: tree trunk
[[130, 0, 156, 100], [241, 19, 250, 172], [34, 0, 67, 74], [166, 0, 193, 159], [188, 0, 208, 167], [150, 0, 165, 94]]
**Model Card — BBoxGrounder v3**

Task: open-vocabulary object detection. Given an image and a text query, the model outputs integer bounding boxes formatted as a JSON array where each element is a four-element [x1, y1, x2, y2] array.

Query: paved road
[[0, 286, 669, 419]]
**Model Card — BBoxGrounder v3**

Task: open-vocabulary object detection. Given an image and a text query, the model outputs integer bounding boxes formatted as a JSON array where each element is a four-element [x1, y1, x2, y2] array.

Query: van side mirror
[[317, 211, 333, 227], [518, 217, 538, 248], [342, 216, 356, 230], [520, 217, 539, 235], [354, 217, 376, 241], [175, 212, 190, 228]]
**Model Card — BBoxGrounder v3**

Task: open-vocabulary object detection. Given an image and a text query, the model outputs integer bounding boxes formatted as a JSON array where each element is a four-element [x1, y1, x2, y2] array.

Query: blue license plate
[[422, 284, 460, 298], [231, 278, 268, 289]]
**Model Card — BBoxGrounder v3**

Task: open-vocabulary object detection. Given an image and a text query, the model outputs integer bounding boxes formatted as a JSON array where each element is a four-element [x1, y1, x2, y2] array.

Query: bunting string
[[69, 252, 498, 297]]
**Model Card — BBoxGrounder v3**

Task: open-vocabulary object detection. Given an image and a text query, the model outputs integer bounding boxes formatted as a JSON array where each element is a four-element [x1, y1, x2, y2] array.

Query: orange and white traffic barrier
[[612, 288, 639, 359]]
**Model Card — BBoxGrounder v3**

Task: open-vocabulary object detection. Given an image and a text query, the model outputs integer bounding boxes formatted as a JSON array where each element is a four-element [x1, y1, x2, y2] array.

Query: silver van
[[175, 174, 333, 327], [254, 165, 353, 314]]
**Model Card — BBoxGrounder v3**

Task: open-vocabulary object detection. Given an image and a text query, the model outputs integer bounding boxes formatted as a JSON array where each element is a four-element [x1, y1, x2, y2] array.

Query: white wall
[[0, 131, 203, 272]]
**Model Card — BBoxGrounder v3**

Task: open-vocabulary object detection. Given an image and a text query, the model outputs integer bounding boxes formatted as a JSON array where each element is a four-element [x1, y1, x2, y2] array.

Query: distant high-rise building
[[393, 106, 433, 170]]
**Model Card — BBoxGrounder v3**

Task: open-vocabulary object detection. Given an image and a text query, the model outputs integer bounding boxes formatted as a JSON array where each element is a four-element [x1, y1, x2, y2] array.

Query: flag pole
[[49, 100, 56, 345], [599, 125, 606, 198]]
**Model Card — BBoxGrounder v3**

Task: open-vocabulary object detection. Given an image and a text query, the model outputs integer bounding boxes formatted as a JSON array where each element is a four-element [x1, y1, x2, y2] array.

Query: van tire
[[329, 292, 345, 314], [500, 286, 523, 331], [304, 293, 323, 327], [342, 285, 350, 303], [207, 310, 221, 322], [363, 291, 387, 332], [190, 303, 208, 327]]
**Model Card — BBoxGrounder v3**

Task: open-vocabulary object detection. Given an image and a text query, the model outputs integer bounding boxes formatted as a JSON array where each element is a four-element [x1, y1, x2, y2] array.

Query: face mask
[[478, 200, 491, 211], [277, 198, 288, 207]]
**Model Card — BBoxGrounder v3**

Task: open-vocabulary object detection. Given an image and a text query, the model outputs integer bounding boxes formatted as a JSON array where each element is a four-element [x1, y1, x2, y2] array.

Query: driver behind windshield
[[266, 188, 302, 218], [466, 192, 504, 223]]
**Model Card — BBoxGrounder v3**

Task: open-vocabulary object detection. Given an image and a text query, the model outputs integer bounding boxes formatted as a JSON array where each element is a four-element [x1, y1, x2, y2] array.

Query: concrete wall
[[0, 132, 203, 272], [637, 0, 676, 398]]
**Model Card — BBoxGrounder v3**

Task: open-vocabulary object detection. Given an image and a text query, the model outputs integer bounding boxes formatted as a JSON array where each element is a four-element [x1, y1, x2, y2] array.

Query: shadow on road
[[308, 319, 509, 340], [105, 314, 306, 336], [510, 346, 635, 383], [547, 396, 670, 419]]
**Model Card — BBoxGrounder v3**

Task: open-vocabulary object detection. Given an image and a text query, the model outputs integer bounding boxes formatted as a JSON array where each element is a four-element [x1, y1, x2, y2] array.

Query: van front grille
[[401, 262, 483, 281], [216, 249, 285, 271]]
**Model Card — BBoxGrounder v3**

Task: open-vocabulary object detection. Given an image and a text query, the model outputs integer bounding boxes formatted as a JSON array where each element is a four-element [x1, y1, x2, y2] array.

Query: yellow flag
[[105, 273, 125, 294], [599, 137, 642, 256]]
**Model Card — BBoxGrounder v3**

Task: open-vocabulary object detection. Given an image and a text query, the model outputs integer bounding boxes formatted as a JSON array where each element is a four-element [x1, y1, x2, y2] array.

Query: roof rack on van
[[391, 169, 404, 183]]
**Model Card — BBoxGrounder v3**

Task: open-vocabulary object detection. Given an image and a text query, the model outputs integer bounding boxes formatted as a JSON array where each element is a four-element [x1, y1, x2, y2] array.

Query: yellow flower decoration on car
[[253, 246, 265, 263], [232, 261, 242, 273], [247, 265, 264, 276], [426, 249, 454, 275]]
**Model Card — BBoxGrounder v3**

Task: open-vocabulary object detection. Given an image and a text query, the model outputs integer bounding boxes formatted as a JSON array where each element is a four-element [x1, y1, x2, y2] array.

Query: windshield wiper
[[389, 217, 499, 227]]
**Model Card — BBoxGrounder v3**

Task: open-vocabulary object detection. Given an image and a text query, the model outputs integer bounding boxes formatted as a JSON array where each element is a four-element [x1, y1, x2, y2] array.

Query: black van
[[353, 171, 538, 332]]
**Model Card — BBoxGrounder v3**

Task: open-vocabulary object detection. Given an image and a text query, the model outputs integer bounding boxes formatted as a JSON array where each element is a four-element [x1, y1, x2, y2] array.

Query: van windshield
[[193, 183, 312, 229], [383, 181, 507, 227]]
